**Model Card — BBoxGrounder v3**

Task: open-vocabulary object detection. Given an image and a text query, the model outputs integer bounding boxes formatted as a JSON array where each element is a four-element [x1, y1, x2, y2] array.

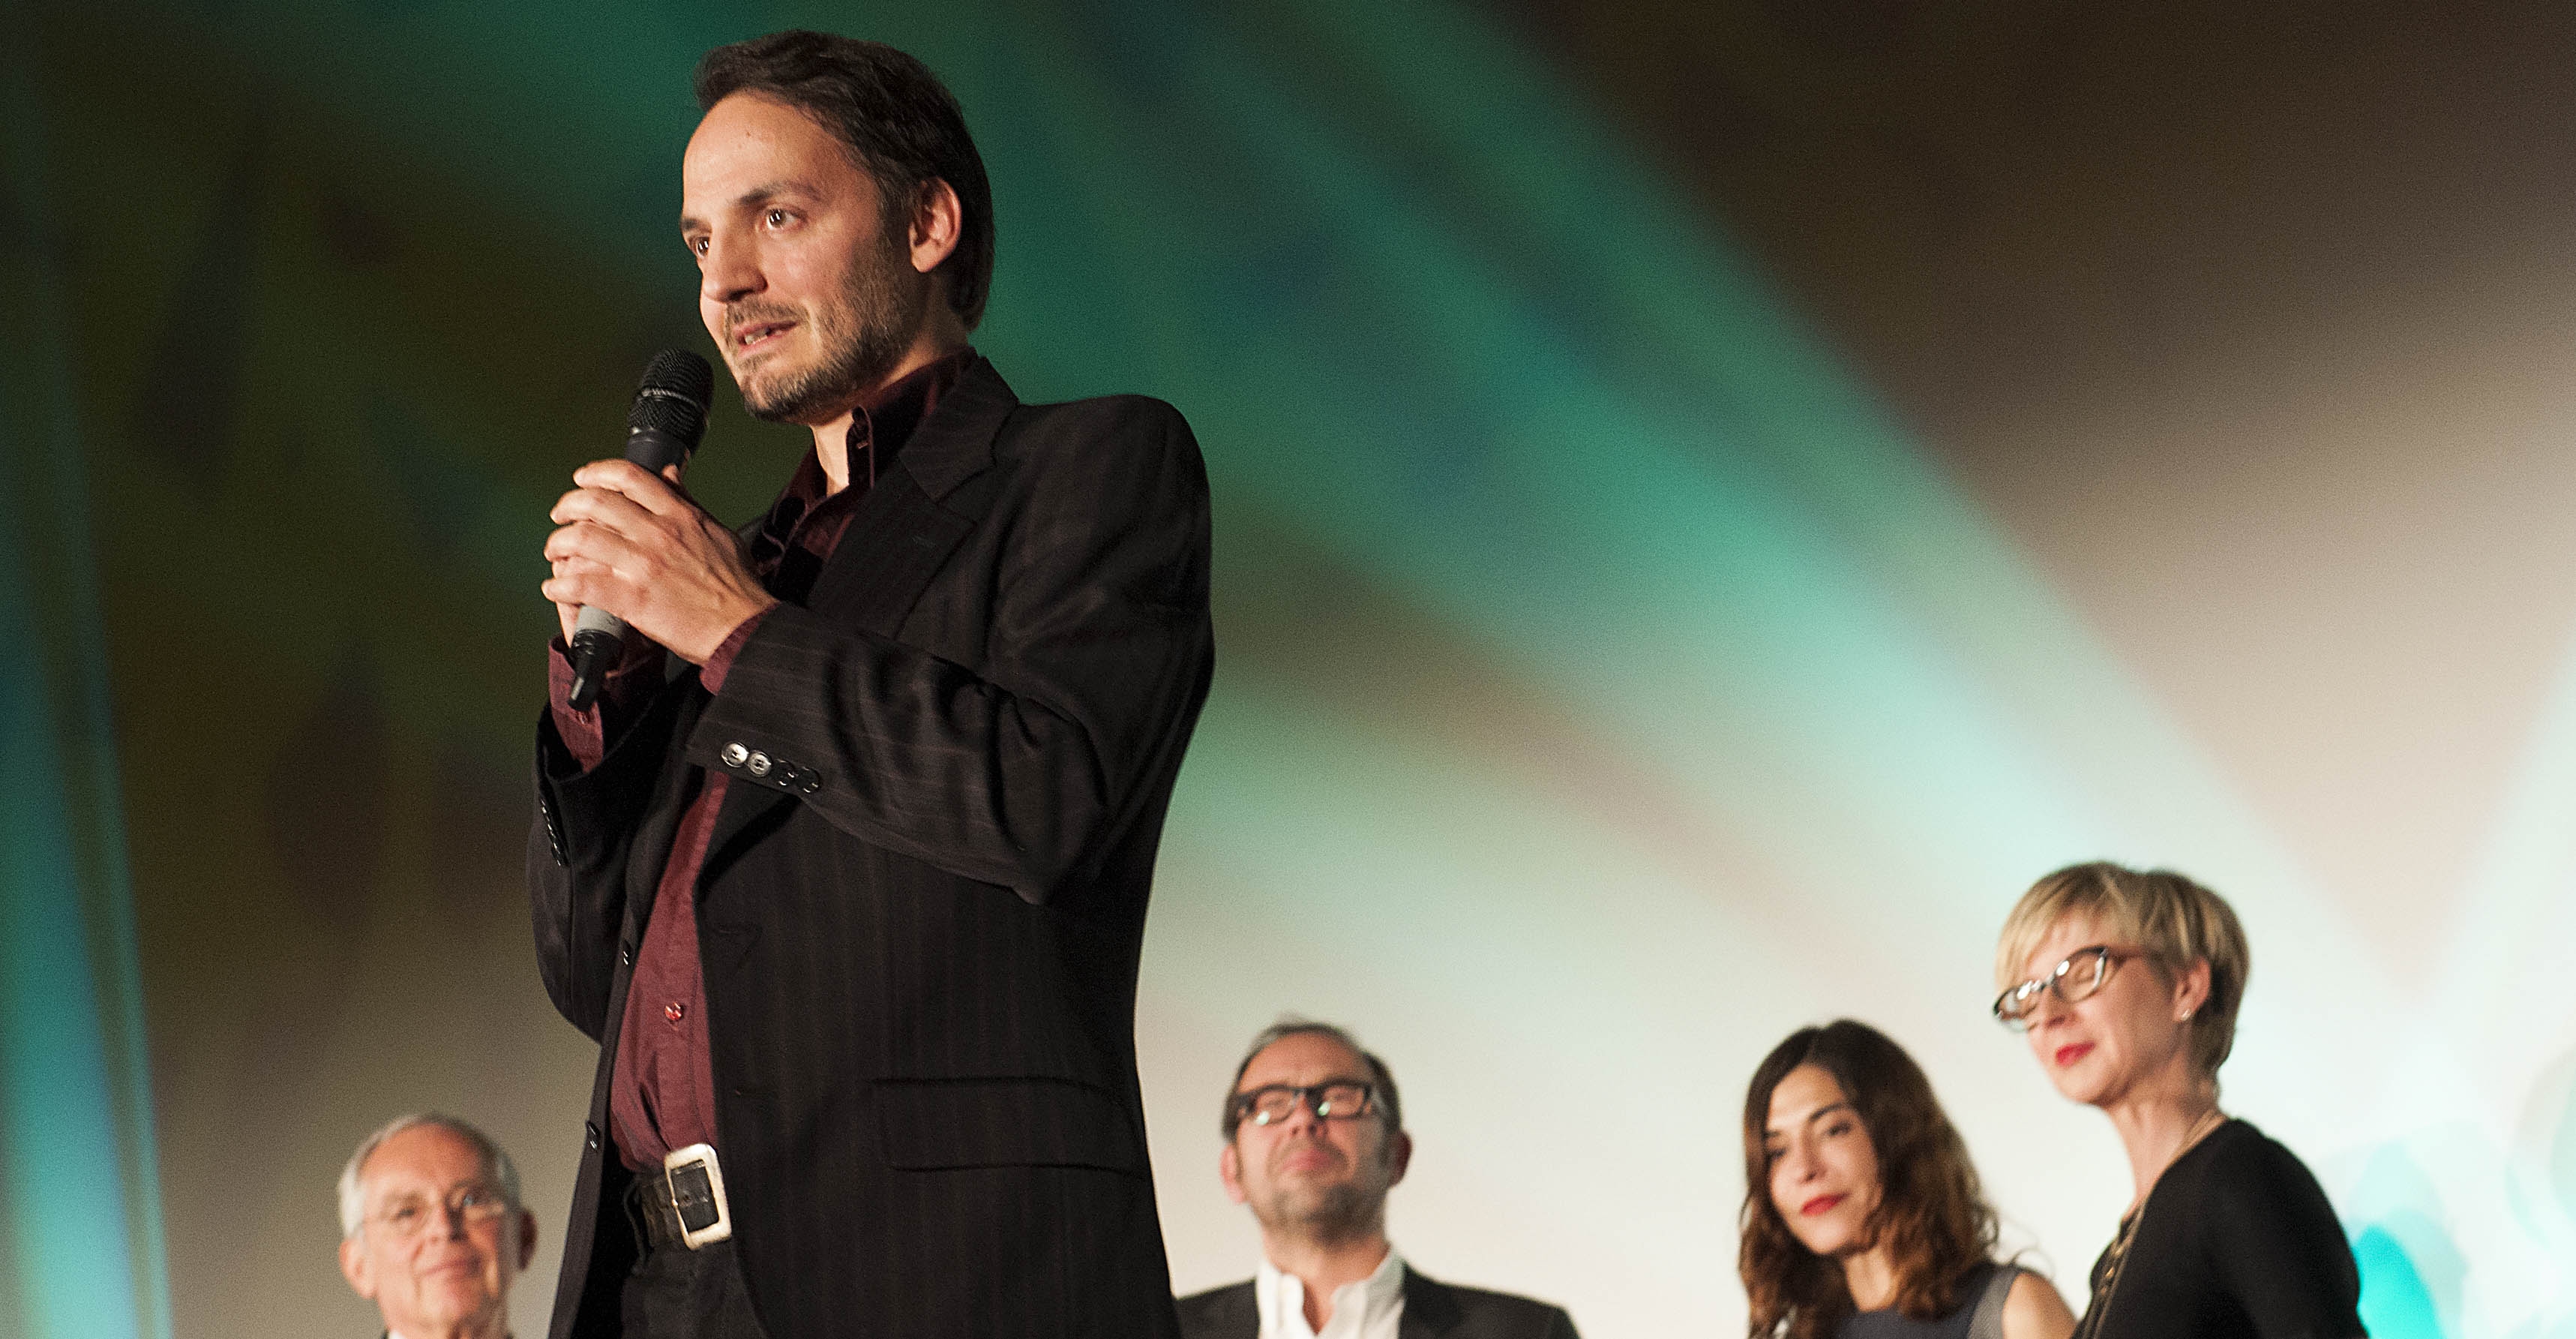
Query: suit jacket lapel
[[695, 356, 1018, 877], [1399, 1265, 1462, 1339]]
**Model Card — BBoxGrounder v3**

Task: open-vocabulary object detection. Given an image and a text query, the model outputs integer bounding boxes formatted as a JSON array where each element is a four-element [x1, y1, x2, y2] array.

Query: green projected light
[[19, 2, 2573, 1336], [1, 17, 172, 1337]]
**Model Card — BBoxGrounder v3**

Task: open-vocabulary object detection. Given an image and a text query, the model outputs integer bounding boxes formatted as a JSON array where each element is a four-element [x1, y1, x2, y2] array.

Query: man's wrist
[[697, 600, 778, 694]]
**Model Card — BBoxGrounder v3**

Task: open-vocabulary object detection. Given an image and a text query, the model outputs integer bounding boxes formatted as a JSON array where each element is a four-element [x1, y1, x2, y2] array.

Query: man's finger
[[544, 521, 648, 577], [543, 560, 643, 614], [571, 458, 691, 515], [550, 484, 669, 539]]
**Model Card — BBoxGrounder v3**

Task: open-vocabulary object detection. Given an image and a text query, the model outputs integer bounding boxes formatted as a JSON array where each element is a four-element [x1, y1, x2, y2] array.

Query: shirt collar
[[839, 345, 973, 491], [1253, 1246, 1405, 1338], [746, 347, 973, 568]]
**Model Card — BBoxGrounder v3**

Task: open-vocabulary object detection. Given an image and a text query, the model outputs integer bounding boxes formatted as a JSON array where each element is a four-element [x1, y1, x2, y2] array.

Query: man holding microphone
[[530, 31, 1213, 1339]]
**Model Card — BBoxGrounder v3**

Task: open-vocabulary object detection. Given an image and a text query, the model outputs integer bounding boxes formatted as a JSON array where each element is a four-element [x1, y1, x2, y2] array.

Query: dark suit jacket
[[1174, 1265, 1581, 1339], [529, 357, 1213, 1339]]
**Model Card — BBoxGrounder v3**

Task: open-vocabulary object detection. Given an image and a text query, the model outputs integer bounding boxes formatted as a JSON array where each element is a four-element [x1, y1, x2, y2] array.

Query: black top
[[2077, 1120, 2363, 1339], [1174, 1265, 1580, 1339], [1838, 1263, 2011, 1339]]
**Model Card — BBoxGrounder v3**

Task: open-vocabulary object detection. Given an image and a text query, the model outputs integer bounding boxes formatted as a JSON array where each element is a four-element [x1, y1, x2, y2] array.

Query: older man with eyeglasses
[[338, 1114, 539, 1339], [1176, 1019, 1580, 1339]]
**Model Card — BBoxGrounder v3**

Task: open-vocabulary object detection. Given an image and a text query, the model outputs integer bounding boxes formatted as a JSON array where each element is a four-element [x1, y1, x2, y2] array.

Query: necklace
[[2069, 1109, 2226, 1339]]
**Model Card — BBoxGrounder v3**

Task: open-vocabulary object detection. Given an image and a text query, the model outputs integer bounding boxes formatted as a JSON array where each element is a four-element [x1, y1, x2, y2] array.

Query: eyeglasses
[[1230, 1082, 1376, 1128], [1993, 945, 2141, 1029], [367, 1184, 511, 1241]]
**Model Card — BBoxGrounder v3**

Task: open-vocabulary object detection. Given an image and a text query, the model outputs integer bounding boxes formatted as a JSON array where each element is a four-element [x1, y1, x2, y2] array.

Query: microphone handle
[[564, 425, 697, 711]]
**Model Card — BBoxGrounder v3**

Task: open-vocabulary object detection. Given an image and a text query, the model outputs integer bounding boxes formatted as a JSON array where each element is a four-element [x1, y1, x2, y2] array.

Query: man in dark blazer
[[531, 32, 1210, 1339], [1175, 1022, 1579, 1339]]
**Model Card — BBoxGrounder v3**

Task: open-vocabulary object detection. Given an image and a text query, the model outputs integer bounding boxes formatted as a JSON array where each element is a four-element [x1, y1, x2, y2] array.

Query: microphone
[[565, 350, 716, 710]]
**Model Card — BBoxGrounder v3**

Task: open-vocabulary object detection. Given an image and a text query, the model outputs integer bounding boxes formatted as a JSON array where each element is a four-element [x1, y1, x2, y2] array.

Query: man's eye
[[388, 1205, 419, 1223], [766, 209, 790, 227]]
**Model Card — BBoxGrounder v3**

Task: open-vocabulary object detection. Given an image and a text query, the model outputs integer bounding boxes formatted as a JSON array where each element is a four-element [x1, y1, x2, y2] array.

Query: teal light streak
[[2356, 1227, 2448, 1339], [67, 0, 2529, 1329], [1, 11, 174, 1336]]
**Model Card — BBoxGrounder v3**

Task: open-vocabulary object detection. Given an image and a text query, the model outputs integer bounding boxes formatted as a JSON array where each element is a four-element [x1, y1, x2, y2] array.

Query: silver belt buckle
[[662, 1142, 733, 1249]]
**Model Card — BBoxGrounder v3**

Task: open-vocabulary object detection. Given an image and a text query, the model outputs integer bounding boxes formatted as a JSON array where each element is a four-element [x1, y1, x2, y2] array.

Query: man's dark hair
[[694, 31, 995, 328], [1220, 1017, 1403, 1138]]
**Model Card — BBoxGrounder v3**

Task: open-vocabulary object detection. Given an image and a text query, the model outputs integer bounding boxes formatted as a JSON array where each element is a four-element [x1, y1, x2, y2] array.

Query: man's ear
[[338, 1234, 376, 1301], [1385, 1129, 1414, 1187], [1218, 1141, 1248, 1206], [907, 179, 964, 277], [514, 1210, 539, 1272]]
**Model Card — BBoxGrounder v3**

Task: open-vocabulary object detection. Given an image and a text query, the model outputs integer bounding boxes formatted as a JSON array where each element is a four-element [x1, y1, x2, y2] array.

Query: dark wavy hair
[[1738, 1020, 1999, 1339], [694, 31, 995, 328]]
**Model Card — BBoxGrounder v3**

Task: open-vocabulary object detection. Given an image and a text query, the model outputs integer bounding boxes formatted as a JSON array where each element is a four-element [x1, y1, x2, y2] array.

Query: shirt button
[[665, 1001, 686, 1024], [720, 742, 749, 767]]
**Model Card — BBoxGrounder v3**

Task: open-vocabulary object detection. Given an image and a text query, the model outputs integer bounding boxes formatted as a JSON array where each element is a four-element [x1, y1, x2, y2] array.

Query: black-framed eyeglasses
[[1230, 1082, 1376, 1128], [1993, 945, 2141, 1030]]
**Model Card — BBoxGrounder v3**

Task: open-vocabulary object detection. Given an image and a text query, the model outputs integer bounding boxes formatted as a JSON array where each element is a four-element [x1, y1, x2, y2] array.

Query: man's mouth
[[1277, 1146, 1342, 1174], [730, 319, 796, 353], [1799, 1193, 1844, 1217]]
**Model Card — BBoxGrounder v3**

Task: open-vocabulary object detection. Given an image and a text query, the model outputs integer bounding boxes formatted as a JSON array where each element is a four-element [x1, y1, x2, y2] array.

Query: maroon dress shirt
[[547, 350, 967, 1171]]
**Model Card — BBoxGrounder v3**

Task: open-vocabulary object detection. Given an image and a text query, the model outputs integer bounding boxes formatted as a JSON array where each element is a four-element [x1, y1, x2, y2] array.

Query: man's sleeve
[[684, 397, 1213, 903], [2203, 1136, 2366, 1339], [528, 652, 692, 1040]]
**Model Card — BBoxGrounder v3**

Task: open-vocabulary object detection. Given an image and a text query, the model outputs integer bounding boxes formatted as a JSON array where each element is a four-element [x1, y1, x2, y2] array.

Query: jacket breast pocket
[[874, 1076, 1146, 1175]]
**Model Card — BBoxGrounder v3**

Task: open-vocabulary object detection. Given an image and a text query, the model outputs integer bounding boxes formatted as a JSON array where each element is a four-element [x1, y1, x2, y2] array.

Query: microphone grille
[[630, 350, 715, 444]]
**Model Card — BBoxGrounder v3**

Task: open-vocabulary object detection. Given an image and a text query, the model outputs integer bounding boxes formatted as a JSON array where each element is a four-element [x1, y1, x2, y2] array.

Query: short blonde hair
[[1996, 862, 2251, 1078]]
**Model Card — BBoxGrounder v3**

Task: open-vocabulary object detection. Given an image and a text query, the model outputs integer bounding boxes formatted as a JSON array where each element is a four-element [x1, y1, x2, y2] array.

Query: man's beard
[[1255, 1180, 1381, 1246], [1249, 1148, 1389, 1246], [731, 226, 925, 424]]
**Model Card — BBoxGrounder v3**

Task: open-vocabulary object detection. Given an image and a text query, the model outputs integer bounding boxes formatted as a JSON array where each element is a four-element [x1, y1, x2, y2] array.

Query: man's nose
[[1281, 1091, 1330, 1134], [700, 232, 763, 306]]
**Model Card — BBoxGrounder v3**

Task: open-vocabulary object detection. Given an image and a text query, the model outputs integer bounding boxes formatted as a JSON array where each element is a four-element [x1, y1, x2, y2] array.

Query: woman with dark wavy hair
[[1741, 1020, 2074, 1339]]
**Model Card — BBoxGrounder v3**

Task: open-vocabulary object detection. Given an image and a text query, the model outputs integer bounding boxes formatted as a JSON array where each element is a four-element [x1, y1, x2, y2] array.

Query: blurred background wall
[[7, 1, 2576, 1335]]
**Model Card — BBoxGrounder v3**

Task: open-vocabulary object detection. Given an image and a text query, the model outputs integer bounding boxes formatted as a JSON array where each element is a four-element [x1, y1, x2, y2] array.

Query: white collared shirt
[[1255, 1247, 1406, 1339]]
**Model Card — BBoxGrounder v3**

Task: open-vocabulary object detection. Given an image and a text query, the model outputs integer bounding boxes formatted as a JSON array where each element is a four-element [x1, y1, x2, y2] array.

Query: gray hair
[[337, 1112, 522, 1241], [1222, 1016, 1403, 1138]]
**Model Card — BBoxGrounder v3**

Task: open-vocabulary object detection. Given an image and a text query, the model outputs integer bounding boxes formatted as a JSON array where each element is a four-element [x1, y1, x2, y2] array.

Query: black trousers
[[621, 1238, 771, 1339]]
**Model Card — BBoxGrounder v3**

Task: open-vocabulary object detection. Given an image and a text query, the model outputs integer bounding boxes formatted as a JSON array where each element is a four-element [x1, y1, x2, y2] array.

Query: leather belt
[[627, 1142, 733, 1250]]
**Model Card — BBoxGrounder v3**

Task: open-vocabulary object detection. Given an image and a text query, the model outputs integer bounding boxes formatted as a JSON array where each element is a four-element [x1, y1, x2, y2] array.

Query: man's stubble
[[1249, 1145, 1390, 1249], [734, 212, 925, 425]]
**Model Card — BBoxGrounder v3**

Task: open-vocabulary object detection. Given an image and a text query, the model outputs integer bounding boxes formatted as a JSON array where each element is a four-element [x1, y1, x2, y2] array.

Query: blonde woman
[[1993, 863, 2362, 1339]]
